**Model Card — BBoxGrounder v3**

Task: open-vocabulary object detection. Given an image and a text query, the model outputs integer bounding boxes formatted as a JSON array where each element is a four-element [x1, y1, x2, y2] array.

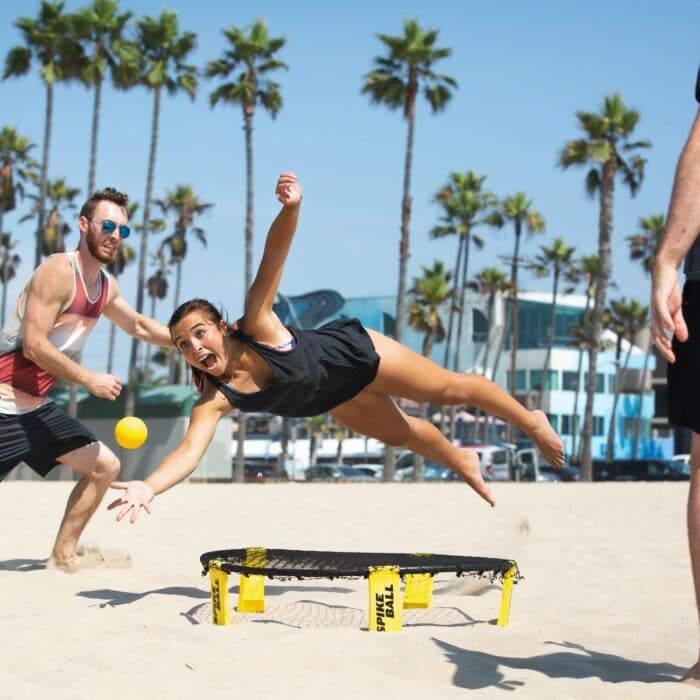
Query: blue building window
[[546, 414, 559, 431], [506, 370, 527, 391], [585, 372, 606, 394], [531, 370, 558, 391], [562, 371, 579, 391], [472, 309, 488, 343], [593, 416, 605, 436]]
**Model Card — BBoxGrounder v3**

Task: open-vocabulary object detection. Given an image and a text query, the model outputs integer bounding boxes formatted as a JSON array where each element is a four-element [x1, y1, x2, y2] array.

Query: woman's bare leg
[[366, 329, 564, 466], [331, 389, 495, 506]]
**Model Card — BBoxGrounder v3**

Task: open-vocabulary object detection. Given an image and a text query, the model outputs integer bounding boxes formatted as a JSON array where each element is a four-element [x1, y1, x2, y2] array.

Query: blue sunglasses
[[95, 219, 130, 239]]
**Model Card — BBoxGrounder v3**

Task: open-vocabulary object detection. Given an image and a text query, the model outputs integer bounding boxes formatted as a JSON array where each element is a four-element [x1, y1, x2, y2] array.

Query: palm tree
[[431, 171, 500, 376], [305, 414, 326, 468], [3, 1, 84, 268], [605, 298, 649, 460], [559, 94, 650, 480], [123, 10, 197, 438], [143, 249, 169, 381], [500, 192, 545, 435], [206, 20, 286, 483], [568, 254, 600, 463], [626, 213, 664, 457], [529, 237, 576, 408], [0, 126, 37, 241], [363, 18, 456, 482], [206, 20, 286, 295], [155, 184, 212, 382], [0, 233, 21, 326], [363, 19, 456, 345], [470, 266, 511, 441], [73, 0, 137, 195], [407, 260, 451, 480], [21, 177, 80, 256]]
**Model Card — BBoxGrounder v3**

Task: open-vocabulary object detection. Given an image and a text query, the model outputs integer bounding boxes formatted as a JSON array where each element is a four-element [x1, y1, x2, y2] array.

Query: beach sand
[[0, 480, 698, 699]]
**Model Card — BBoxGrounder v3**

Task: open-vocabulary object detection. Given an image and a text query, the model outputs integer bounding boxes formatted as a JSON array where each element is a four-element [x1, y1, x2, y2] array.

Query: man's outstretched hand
[[108, 481, 155, 524]]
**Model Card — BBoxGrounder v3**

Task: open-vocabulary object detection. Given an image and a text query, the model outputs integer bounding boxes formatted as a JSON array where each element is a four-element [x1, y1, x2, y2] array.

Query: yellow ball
[[114, 416, 148, 449]]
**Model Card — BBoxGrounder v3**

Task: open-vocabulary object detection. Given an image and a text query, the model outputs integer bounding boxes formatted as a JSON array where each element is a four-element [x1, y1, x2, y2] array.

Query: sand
[[0, 480, 698, 699]]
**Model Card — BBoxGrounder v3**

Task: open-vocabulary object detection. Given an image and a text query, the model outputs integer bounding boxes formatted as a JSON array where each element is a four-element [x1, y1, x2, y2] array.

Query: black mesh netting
[[200, 548, 520, 582]]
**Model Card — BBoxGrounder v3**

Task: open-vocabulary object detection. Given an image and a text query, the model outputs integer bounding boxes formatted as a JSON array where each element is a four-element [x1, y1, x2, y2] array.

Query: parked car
[[593, 458, 689, 482], [460, 443, 513, 481], [350, 463, 384, 479], [536, 464, 581, 482], [243, 461, 289, 482], [395, 459, 460, 481], [398, 445, 513, 482], [305, 464, 376, 481]]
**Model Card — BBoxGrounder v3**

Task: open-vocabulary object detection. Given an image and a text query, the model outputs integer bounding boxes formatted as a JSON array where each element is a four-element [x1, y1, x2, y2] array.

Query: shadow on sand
[[77, 582, 355, 609], [434, 638, 685, 690], [0, 558, 47, 572]]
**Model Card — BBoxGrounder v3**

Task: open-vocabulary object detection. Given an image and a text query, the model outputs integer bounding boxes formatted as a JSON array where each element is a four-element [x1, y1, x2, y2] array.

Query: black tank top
[[206, 318, 380, 417]]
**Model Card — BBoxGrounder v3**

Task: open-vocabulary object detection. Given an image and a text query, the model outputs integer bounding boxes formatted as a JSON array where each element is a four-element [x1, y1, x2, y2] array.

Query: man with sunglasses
[[0, 187, 173, 572]]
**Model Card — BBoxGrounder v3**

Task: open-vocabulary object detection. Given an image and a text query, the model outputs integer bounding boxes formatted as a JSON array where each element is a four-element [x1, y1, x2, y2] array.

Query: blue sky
[[0, 0, 698, 379]]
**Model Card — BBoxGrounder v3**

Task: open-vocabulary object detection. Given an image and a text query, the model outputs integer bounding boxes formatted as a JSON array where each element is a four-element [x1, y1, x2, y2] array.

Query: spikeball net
[[200, 547, 521, 631]]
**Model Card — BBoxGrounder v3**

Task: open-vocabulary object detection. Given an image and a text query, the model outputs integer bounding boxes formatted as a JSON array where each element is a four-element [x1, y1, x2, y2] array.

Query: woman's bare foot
[[45, 546, 131, 573], [529, 410, 565, 467], [682, 661, 700, 687], [45, 552, 86, 573], [455, 450, 496, 507]]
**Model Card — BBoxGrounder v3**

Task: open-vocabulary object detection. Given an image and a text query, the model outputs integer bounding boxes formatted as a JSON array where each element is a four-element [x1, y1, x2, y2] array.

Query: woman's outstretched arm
[[108, 399, 224, 523], [242, 172, 303, 342]]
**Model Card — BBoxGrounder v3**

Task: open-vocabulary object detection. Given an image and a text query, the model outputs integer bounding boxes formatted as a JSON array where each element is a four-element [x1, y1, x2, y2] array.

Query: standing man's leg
[[685, 431, 700, 685], [46, 441, 120, 572]]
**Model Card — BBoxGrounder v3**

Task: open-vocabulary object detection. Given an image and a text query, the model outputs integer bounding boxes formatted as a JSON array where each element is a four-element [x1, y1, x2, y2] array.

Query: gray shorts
[[0, 402, 97, 480]]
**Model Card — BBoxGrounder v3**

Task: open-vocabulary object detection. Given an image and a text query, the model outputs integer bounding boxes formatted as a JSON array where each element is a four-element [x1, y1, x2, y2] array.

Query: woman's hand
[[107, 480, 155, 524], [276, 171, 302, 207]]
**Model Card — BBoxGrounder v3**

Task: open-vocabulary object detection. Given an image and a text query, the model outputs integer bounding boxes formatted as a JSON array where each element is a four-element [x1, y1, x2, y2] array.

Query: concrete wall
[[5, 416, 232, 482]]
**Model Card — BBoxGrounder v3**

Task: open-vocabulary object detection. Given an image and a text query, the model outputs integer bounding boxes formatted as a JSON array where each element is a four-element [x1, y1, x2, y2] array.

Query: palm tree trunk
[[233, 108, 255, 483], [489, 295, 510, 443], [508, 222, 522, 442], [440, 234, 464, 435], [570, 290, 592, 464], [144, 293, 157, 380], [395, 100, 415, 345], [36, 83, 53, 268], [168, 260, 183, 383], [279, 416, 291, 475], [442, 234, 465, 368], [478, 293, 495, 442], [123, 86, 161, 477], [106, 320, 116, 373], [449, 230, 472, 439], [581, 161, 615, 480], [606, 344, 631, 460], [413, 331, 434, 482], [87, 77, 102, 195], [538, 268, 559, 410], [632, 344, 651, 459]]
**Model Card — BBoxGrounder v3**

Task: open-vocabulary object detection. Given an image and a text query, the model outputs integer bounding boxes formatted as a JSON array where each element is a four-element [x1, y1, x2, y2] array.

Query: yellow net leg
[[237, 574, 265, 613], [496, 563, 517, 627], [237, 547, 267, 613], [209, 561, 232, 625], [368, 567, 402, 632], [403, 573, 433, 609]]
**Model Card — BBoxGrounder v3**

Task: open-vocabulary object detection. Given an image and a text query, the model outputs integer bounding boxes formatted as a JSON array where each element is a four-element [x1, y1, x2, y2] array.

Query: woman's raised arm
[[241, 172, 303, 341]]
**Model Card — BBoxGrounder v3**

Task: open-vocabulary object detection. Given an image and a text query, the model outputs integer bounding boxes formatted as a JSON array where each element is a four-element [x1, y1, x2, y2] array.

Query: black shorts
[[0, 402, 97, 480], [669, 280, 700, 433]]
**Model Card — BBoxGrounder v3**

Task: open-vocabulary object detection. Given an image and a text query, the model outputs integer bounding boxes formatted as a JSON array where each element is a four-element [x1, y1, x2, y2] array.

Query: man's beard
[[86, 232, 118, 264]]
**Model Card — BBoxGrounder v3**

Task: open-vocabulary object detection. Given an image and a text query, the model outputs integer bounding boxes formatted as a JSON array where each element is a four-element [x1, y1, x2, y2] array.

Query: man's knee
[[88, 452, 120, 483]]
